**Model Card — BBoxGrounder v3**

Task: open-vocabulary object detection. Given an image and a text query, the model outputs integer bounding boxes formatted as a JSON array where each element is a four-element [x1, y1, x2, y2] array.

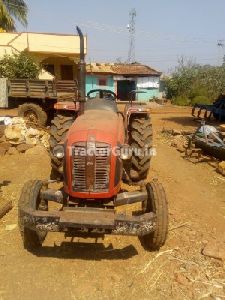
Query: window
[[43, 64, 55, 75], [99, 78, 107, 86], [61, 65, 74, 80]]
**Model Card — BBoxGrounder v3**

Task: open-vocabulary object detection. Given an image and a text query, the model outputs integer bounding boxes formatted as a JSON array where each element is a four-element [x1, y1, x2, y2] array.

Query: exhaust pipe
[[76, 26, 86, 112]]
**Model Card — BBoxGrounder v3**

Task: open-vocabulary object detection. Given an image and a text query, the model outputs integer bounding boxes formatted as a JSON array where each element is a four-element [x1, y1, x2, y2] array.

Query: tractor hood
[[64, 109, 125, 199], [66, 109, 124, 146]]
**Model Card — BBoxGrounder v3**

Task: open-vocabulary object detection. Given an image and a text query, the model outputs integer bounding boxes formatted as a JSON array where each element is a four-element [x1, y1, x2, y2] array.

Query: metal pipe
[[41, 189, 64, 204], [76, 26, 86, 114], [115, 191, 147, 207]]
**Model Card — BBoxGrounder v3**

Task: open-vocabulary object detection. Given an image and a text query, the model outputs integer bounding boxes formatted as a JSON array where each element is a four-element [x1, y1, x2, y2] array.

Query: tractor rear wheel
[[49, 114, 74, 179], [130, 115, 153, 181], [139, 180, 168, 251], [18, 180, 48, 251]]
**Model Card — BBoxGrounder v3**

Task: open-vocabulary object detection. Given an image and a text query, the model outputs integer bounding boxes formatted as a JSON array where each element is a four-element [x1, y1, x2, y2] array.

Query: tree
[[0, 0, 28, 31], [0, 52, 40, 79], [165, 57, 225, 105]]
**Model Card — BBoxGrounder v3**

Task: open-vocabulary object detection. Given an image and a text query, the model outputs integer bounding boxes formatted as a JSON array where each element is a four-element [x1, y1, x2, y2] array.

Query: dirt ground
[[0, 106, 224, 300]]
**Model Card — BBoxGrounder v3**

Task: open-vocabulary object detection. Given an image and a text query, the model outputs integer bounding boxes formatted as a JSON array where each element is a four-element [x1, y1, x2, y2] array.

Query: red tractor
[[18, 27, 168, 252]]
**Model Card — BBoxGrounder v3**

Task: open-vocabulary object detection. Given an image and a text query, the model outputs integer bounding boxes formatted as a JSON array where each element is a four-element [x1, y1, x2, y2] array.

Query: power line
[[79, 20, 215, 46]]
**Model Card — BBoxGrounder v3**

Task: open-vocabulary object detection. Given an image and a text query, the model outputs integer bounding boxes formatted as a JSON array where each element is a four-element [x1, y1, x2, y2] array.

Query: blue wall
[[136, 88, 160, 101], [86, 75, 114, 96], [85, 74, 161, 101]]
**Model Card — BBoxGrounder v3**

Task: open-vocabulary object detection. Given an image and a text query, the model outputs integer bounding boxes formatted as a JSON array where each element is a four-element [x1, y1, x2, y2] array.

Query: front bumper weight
[[21, 207, 156, 237]]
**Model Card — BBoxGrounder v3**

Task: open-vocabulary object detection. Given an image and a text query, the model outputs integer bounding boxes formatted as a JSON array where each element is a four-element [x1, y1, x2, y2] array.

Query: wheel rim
[[24, 110, 38, 123]]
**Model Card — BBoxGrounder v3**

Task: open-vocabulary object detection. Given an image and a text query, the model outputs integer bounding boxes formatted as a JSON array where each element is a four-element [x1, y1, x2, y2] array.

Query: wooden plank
[[0, 200, 13, 219], [8, 79, 76, 99]]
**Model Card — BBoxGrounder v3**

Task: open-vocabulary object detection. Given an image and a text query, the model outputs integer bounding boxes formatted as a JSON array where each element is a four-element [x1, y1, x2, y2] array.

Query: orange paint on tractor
[[64, 109, 124, 199]]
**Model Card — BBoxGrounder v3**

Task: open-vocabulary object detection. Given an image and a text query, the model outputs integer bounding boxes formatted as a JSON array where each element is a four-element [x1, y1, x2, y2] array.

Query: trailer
[[0, 78, 79, 126]]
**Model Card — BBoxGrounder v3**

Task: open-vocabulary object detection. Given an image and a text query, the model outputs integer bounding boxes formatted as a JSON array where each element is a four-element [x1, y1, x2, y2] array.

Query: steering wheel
[[87, 89, 117, 101]]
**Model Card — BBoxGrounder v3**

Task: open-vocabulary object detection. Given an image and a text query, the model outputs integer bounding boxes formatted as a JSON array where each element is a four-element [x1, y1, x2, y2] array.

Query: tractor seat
[[84, 98, 118, 113]]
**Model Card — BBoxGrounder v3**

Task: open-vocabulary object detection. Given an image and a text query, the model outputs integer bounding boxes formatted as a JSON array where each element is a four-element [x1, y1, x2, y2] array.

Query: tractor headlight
[[53, 144, 64, 159], [120, 145, 132, 160]]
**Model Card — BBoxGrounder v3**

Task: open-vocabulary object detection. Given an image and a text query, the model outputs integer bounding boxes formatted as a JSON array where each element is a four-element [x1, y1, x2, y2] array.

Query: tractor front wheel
[[18, 180, 48, 251], [139, 180, 168, 251]]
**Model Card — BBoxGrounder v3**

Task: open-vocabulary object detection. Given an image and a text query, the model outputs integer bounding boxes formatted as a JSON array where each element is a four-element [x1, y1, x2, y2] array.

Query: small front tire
[[139, 180, 168, 251], [18, 180, 47, 251]]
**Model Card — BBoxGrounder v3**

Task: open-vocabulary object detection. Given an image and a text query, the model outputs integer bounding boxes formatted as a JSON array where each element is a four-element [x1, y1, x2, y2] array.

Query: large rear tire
[[49, 114, 74, 179], [18, 180, 47, 251], [18, 103, 47, 126], [130, 115, 153, 181], [139, 180, 168, 251]]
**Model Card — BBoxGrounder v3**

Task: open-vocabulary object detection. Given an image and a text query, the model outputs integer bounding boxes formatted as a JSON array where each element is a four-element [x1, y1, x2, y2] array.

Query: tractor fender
[[124, 104, 150, 127]]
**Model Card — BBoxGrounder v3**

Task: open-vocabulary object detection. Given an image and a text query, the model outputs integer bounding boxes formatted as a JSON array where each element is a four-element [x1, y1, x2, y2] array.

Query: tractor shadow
[[161, 116, 220, 128], [161, 116, 198, 127], [33, 242, 138, 261]]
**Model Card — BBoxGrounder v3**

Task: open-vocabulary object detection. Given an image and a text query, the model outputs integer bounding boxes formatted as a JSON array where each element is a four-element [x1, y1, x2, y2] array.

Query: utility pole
[[127, 8, 136, 63], [217, 40, 225, 65]]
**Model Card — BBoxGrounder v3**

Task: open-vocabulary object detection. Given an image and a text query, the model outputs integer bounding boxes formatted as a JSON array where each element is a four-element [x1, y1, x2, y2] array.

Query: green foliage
[[173, 96, 190, 106], [0, 0, 27, 31], [165, 58, 225, 106], [191, 96, 211, 105], [0, 52, 40, 79], [189, 86, 208, 99]]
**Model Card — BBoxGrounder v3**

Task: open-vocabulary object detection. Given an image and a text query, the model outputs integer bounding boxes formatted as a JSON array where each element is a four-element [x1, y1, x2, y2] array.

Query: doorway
[[117, 80, 136, 100], [61, 65, 74, 80]]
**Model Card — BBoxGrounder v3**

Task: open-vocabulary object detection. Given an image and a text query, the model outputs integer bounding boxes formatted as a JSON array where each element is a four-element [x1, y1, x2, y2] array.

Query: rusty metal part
[[114, 191, 147, 207], [40, 189, 64, 204], [21, 206, 156, 236], [72, 142, 110, 193], [113, 213, 156, 236]]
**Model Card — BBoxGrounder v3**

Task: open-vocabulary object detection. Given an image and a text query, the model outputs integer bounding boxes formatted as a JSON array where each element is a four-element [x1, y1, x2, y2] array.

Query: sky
[[16, 0, 225, 73]]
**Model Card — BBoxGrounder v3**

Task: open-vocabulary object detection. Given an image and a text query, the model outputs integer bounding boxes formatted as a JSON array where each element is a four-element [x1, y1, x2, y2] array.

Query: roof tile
[[86, 63, 161, 76]]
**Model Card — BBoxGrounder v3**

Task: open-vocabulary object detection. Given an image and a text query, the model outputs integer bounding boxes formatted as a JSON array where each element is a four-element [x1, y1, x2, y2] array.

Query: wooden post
[[0, 200, 13, 219], [45, 80, 49, 98]]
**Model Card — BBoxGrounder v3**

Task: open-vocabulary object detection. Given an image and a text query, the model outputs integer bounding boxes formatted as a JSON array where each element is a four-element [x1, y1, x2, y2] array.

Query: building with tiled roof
[[86, 63, 162, 101]]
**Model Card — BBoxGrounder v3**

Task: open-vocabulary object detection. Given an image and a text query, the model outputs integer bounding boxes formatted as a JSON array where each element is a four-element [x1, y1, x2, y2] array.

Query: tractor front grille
[[72, 142, 110, 192]]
